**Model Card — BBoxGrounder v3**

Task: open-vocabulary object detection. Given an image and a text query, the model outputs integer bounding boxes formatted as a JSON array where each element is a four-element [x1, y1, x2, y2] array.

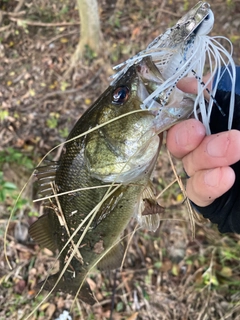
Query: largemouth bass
[[29, 1, 235, 305], [29, 57, 194, 304]]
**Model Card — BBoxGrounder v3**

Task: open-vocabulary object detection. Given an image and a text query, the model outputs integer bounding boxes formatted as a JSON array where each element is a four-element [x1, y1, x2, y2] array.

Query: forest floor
[[0, 0, 240, 319]]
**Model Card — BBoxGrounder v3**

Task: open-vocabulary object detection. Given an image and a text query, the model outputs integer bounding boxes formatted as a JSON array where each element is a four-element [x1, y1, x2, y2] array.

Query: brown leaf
[[14, 279, 26, 294], [46, 303, 56, 319], [127, 312, 139, 320]]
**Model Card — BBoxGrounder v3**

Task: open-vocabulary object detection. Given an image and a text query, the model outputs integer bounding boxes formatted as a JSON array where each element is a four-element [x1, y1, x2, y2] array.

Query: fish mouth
[[135, 57, 195, 131], [135, 57, 165, 111]]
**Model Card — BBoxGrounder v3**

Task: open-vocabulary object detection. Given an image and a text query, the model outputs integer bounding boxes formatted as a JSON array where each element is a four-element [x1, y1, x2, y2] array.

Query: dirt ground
[[0, 0, 240, 319]]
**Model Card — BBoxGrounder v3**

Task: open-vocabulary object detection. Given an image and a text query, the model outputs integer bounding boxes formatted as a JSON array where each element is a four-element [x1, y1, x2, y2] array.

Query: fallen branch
[[14, 0, 25, 13], [0, 25, 11, 33], [9, 16, 80, 27], [46, 30, 79, 45], [0, 10, 26, 17]]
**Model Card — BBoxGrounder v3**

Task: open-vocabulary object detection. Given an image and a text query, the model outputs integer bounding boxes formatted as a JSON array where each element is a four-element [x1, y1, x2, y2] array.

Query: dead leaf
[[14, 279, 26, 294], [46, 303, 56, 319], [220, 266, 232, 278], [127, 312, 139, 320], [131, 27, 141, 39], [40, 302, 50, 311]]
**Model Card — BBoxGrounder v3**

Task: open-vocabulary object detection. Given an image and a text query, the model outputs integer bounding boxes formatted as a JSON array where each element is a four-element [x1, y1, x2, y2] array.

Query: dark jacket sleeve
[[191, 66, 240, 233]]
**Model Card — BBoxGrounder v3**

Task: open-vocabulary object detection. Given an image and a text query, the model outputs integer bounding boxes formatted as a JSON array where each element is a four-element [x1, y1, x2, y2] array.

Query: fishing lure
[[112, 1, 236, 135]]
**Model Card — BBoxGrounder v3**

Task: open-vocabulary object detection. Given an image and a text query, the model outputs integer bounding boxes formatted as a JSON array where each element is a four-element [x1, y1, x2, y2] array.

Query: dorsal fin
[[34, 161, 59, 199], [97, 242, 124, 271], [29, 208, 59, 252]]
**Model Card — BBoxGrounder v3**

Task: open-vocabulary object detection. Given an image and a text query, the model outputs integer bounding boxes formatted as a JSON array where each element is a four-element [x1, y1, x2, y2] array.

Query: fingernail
[[204, 168, 220, 187], [206, 134, 229, 157], [176, 126, 189, 147]]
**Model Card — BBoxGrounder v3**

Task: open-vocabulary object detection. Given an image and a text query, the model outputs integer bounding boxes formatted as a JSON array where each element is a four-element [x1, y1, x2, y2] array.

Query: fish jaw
[[152, 90, 195, 133], [136, 57, 195, 134]]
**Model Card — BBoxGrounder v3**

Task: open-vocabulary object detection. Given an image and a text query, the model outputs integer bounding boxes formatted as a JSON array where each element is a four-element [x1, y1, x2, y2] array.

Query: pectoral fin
[[29, 209, 59, 253], [141, 198, 165, 232], [97, 242, 124, 271], [135, 181, 164, 232]]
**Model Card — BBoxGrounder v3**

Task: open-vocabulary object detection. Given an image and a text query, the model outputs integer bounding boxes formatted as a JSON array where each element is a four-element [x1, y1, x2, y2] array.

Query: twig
[[0, 10, 26, 16], [38, 67, 103, 103], [0, 25, 10, 32], [158, 8, 180, 18], [46, 30, 79, 45], [9, 16, 80, 27], [39, 88, 81, 100], [14, 0, 25, 13]]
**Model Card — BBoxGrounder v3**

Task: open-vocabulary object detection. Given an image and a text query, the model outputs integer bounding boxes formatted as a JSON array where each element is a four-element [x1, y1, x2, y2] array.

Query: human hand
[[167, 77, 240, 207]]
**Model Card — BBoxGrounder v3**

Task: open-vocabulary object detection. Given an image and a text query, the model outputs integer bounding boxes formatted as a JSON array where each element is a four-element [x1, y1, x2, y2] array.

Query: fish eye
[[204, 14, 210, 20], [112, 86, 130, 104]]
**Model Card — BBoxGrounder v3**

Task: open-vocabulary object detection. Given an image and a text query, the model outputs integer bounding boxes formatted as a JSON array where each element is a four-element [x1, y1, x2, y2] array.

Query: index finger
[[177, 73, 212, 100], [166, 119, 206, 159], [183, 130, 240, 177]]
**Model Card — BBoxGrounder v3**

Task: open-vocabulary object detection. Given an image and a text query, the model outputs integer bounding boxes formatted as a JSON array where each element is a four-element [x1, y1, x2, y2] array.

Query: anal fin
[[97, 242, 124, 271], [38, 272, 96, 305]]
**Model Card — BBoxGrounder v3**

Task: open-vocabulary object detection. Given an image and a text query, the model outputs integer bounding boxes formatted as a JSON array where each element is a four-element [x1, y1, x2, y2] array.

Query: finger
[[186, 166, 235, 207], [183, 130, 240, 177], [177, 73, 212, 99], [166, 119, 206, 159]]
